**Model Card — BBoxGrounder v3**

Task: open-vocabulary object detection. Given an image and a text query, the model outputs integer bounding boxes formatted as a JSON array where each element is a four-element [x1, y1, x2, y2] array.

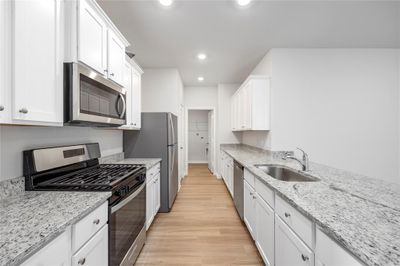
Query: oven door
[[109, 182, 146, 266], [65, 63, 126, 126]]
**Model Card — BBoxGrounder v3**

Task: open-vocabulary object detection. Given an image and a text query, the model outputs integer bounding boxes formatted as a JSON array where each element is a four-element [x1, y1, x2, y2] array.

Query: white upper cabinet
[[131, 66, 142, 128], [231, 76, 270, 131], [122, 60, 133, 127], [12, 0, 63, 125], [65, 0, 129, 85], [78, 0, 107, 75], [107, 29, 125, 85], [120, 57, 142, 130], [0, 0, 10, 123]]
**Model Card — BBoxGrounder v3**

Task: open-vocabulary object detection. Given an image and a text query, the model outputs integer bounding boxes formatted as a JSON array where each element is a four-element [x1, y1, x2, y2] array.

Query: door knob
[[19, 108, 28, 114]]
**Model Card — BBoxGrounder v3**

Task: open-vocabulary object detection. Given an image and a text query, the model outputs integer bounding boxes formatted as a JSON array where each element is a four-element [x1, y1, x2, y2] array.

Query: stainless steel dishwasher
[[233, 160, 244, 220]]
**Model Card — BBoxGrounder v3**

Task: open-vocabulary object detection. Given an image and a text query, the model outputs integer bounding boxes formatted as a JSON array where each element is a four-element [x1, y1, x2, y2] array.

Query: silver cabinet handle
[[78, 258, 86, 265], [250, 192, 253, 196], [284, 212, 291, 218], [93, 219, 100, 225], [19, 108, 28, 114], [110, 73, 115, 76], [253, 195, 257, 199], [301, 254, 309, 261], [104, 69, 108, 74], [0, 105, 4, 111]]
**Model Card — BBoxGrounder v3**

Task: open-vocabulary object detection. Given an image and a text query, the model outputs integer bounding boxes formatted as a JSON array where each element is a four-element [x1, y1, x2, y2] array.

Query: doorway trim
[[184, 106, 217, 177]]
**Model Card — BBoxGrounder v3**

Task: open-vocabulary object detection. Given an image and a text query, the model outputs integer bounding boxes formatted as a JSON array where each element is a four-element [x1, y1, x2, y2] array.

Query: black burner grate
[[38, 164, 143, 189]]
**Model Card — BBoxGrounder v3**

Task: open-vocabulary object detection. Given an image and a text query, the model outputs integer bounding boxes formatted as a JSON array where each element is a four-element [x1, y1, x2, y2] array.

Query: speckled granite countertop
[[0, 191, 111, 266], [221, 144, 400, 266]]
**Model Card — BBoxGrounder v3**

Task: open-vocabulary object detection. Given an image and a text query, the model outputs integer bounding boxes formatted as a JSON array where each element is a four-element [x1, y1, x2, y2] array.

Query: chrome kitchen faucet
[[283, 147, 309, 171]]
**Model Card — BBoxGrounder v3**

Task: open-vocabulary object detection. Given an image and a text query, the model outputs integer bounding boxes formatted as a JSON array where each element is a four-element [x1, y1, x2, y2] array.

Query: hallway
[[136, 164, 263, 265]]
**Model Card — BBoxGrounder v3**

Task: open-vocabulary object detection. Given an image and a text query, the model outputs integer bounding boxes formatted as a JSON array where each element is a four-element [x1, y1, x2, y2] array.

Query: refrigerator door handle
[[169, 113, 176, 144], [170, 146, 175, 178]]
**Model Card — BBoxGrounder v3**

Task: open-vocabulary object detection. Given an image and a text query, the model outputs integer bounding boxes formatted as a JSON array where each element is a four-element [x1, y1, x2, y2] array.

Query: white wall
[[242, 48, 400, 183], [141, 68, 183, 116], [0, 126, 122, 181], [184, 86, 218, 108], [188, 110, 209, 163]]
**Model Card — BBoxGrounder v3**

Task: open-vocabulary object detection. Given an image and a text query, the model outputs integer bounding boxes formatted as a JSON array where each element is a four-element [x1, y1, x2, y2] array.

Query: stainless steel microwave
[[64, 63, 126, 126]]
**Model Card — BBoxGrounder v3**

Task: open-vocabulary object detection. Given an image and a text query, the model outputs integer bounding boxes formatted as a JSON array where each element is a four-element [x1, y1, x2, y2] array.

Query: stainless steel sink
[[254, 164, 320, 182]]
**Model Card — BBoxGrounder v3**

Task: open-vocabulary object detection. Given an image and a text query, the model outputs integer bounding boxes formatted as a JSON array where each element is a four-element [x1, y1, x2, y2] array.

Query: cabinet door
[[154, 173, 161, 213], [131, 68, 142, 128], [122, 61, 132, 127], [13, 0, 63, 124], [0, 0, 10, 123], [256, 196, 274, 266], [242, 82, 252, 129], [244, 180, 256, 239], [72, 225, 108, 266], [78, 0, 107, 75], [107, 30, 125, 86], [275, 215, 314, 266], [231, 98, 236, 130], [146, 179, 154, 230], [315, 228, 363, 266], [21, 230, 70, 266]]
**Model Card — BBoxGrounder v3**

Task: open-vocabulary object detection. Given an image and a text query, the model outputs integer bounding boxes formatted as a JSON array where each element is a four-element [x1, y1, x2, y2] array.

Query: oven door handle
[[111, 182, 145, 214]]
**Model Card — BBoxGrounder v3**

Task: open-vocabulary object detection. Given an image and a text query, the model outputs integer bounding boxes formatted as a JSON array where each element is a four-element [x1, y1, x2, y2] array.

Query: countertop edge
[[7, 192, 111, 266]]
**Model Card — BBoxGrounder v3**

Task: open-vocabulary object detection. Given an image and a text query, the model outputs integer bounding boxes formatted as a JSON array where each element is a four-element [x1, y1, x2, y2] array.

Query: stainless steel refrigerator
[[123, 112, 178, 213]]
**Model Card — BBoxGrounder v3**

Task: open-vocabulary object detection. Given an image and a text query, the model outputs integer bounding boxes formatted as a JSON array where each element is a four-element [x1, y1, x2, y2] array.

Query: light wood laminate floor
[[135, 164, 263, 265]]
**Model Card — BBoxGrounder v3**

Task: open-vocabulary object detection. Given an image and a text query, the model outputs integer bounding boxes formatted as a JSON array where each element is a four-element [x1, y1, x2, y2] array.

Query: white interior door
[[207, 110, 214, 173]]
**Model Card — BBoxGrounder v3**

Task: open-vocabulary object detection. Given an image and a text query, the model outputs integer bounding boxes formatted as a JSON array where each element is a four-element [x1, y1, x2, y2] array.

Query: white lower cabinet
[[220, 151, 234, 197], [244, 180, 256, 239], [315, 228, 363, 266], [72, 225, 108, 266], [21, 229, 71, 266], [275, 215, 314, 266], [255, 195, 275, 266], [146, 163, 161, 230], [21, 201, 108, 266]]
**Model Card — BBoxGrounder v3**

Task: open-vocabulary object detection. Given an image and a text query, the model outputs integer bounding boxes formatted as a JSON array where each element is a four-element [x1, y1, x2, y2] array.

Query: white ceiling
[[98, 0, 400, 86]]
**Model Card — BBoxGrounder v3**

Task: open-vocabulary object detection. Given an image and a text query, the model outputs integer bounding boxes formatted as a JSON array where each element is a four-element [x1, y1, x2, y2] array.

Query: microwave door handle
[[119, 93, 126, 118]]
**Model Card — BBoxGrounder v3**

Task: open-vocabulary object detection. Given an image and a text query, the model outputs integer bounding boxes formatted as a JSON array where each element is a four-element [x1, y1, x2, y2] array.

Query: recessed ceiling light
[[159, 0, 173, 7], [197, 53, 207, 60], [237, 0, 251, 6], [198, 76, 204, 82]]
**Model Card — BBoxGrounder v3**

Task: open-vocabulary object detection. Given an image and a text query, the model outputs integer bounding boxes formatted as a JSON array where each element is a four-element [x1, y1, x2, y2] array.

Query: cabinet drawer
[[147, 163, 160, 182], [244, 168, 255, 188], [275, 195, 313, 248], [72, 201, 108, 253], [72, 225, 108, 266], [255, 178, 274, 209]]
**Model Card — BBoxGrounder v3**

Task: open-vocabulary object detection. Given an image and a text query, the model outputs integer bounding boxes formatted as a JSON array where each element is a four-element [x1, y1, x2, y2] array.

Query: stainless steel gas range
[[23, 143, 146, 266]]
